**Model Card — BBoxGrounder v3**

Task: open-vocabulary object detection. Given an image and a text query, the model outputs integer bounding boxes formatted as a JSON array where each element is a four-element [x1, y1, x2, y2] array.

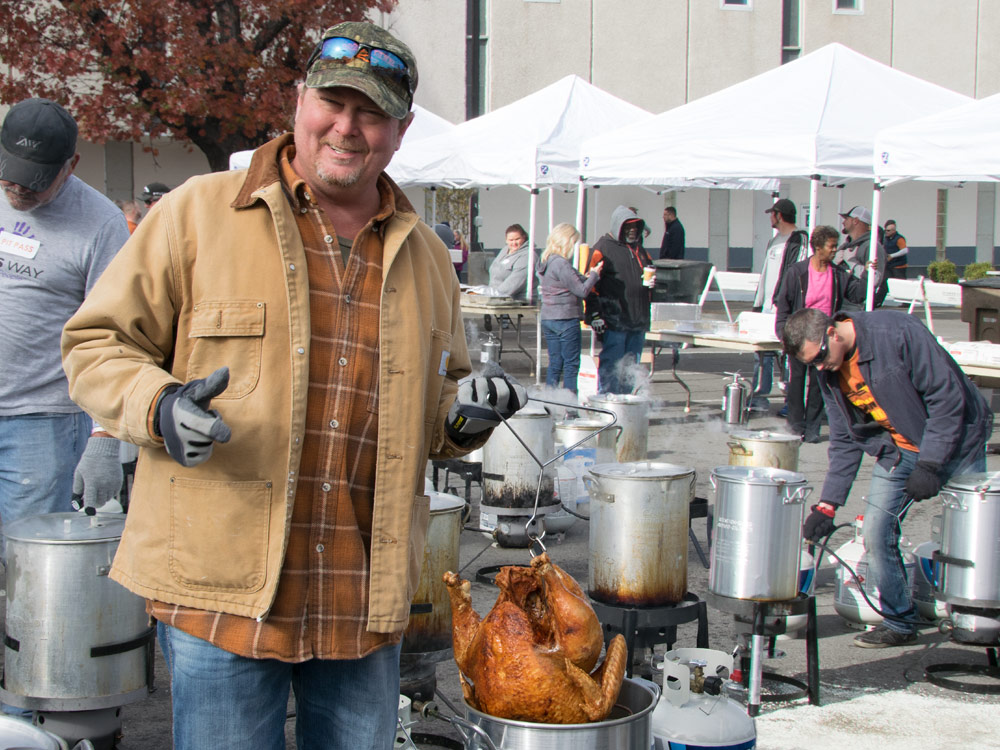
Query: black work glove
[[588, 310, 606, 335], [803, 503, 836, 542], [904, 461, 942, 501], [446, 375, 527, 441], [155, 367, 232, 467]]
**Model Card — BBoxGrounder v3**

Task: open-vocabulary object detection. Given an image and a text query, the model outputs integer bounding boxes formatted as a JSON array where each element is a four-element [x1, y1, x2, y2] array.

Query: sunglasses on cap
[[804, 331, 830, 368], [310, 37, 410, 85]]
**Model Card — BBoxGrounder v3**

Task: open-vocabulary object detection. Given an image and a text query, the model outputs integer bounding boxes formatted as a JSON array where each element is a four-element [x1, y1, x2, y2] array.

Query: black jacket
[[659, 219, 685, 260], [773, 259, 864, 339], [587, 206, 653, 331]]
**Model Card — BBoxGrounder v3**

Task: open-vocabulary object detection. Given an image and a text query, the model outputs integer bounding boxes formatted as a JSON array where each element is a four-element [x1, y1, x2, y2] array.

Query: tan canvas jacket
[[62, 137, 480, 631]]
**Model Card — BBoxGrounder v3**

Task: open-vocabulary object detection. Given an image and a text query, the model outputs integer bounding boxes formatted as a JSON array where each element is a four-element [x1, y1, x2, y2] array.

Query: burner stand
[[925, 647, 1000, 695], [705, 590, 819, 716], [589, 593, 709, 677]]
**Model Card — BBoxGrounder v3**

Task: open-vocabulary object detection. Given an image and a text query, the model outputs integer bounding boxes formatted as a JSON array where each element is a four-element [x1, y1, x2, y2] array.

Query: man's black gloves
[[904, 461, 942, 501], [803, 503, 836, 542], [446, 375, 527, 441], [588, 310, 606, 335], [156, 367, 232, 467]]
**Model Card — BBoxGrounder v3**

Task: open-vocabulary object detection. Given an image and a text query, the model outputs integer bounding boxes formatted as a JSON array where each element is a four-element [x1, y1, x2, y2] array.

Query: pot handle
[[784, 485, 813, 505], [938, 490, 965, 511], [727, 442, 752, 457], [445, 713, 501, 750], [582, 475, 614, 504], [709, 473, 717, 490]]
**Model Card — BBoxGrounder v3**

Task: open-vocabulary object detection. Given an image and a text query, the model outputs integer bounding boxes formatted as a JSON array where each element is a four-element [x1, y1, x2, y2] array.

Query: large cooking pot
[[1, 513, 151, 711], [936, 472, 1000, 608], [0, 716, 65, 750], [481, 407, 558, 547], [709, 467, 811, 602], [586, 462, 694, 606], [586, 394, 648, 462], [457, 677, 659, 750], [554, 417, 619, 515], [727, 430, 802, 471]]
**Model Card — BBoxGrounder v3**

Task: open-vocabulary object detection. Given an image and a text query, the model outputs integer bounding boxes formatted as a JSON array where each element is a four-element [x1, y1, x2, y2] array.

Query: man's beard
[[315, 161, 363, 188]]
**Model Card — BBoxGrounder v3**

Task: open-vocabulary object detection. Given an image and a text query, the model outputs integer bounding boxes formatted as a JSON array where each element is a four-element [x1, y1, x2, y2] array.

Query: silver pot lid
[[589, 461, 694, 479], [428, 492, 466, 513], [0, 716, 63, 748], [555, 418, 610, 430], [3, 511, 126, 544], [711, 465, 806, 485], [943, 471, 1000, 493], [587, 393, 649, 406], [728, 430, 802, 444]]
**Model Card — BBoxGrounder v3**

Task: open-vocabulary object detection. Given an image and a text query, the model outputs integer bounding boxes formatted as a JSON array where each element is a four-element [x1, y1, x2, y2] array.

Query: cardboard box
[[736, 311, 777, 341]]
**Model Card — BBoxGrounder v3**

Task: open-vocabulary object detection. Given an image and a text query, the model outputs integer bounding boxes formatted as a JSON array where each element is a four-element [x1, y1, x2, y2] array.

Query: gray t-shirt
[[0, 175, 129, 415]]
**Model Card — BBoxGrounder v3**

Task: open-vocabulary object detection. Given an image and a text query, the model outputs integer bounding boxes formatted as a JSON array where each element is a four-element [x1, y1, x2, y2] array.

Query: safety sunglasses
[[311, 37, 410, 85], [804, 331, 830, 368]]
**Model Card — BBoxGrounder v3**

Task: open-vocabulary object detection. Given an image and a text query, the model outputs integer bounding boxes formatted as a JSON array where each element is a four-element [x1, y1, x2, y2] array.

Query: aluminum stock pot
[[586, 462, 694, 606], [1, 513, 151, 711], [586, 394, 648, 462], [936, 472, 1000, 608], [727, 430, 802, 471], [709, 466, 811, 602]]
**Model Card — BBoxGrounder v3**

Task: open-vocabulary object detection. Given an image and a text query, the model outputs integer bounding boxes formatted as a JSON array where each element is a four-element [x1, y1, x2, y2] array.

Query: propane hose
[[808, 519, 939, 628]]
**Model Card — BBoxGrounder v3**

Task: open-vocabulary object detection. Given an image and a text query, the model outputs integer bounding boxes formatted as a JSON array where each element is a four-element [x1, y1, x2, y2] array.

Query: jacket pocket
[[188, 301, 265, 399], [406, 494, 431, 602], [423, 329, 452, 425], [168, 477, 271, 592]]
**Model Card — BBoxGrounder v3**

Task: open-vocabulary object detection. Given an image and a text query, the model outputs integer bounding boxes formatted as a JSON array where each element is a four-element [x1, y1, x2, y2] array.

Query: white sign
[[0, 230, 40, 259]]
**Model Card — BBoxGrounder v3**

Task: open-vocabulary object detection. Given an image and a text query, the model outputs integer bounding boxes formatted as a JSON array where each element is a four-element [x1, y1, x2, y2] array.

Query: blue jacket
[[818, 310, 993, 506]]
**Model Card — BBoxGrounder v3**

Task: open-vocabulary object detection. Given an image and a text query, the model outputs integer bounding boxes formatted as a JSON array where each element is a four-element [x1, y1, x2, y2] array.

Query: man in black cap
[[139, 181, 171, 207], [0, 98, 129, 533], [750, 198, 808, 413], [63, 21, 524, 748]]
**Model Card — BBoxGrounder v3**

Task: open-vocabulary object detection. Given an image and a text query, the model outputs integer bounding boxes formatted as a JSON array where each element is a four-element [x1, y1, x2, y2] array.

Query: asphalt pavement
[[5, 303, 998, 749]]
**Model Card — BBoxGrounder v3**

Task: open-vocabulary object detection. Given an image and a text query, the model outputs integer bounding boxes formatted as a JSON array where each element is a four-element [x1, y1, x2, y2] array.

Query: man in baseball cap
[[0, 98, 129, 540], [62, 21, 514, 749], [139, 181, 171, 206], [835, 204, 887, 309]]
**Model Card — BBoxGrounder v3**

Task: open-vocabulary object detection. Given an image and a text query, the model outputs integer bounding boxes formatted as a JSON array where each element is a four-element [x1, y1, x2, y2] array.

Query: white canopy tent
[[580, 43, 971, 308], [874, 92, 1000, 183]]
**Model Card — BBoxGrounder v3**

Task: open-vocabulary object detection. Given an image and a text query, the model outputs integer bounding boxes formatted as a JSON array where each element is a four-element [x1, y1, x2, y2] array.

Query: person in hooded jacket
[[536, 223, 602, 395], [585, 206, 654, 394]]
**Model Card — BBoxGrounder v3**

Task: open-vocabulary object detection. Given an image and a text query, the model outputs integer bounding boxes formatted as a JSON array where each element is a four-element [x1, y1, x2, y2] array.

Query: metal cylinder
[[937, 472, 1000, 608], [721, 376, 751, 426], [480, 333, 501, 365], [709, 467, 811, 602], [586, 394, 649, 462], [553, 417, 619, 514], [586, 462, 694, 606], [1, 513, 150, 711], [481, 407, 557, 547], [727, 430, 802, 471]]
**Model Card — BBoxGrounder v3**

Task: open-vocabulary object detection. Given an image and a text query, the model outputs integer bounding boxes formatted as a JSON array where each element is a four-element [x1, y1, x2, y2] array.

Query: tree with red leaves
[[0, 0, 396, 172]]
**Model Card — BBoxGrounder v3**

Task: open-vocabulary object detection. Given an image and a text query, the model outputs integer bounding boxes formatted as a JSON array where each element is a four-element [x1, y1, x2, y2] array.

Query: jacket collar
[[833, 311, 874, 364]]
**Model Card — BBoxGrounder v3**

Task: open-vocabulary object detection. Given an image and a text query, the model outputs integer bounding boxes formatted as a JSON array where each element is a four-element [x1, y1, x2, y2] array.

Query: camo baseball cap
[[0, 98, 78, 192], [305, 22, 417, 120]]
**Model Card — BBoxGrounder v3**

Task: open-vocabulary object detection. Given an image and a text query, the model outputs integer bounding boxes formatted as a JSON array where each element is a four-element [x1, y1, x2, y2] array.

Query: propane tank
[[651, 648, 756, 750], [721, 372, 752, 427], [911, 541, 948, 621], [781, 546, 816, 637], [831, 515, 915, 630]]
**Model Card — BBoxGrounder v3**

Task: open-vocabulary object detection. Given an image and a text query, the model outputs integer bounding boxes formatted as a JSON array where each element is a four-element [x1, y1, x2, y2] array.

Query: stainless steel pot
[[936, 472, 1000, 608], [403, 492, 465, 654], [586, 462, 694, 606], [586, 394, 648, 462], [554, 417, 620, 515], [456, 677, 659, 750], [709, 467, 811, 602], [0, 716, 65, 750], [481, 407, 558, 547], [1, 513, 150, 711], [727, 430, 802, 471]]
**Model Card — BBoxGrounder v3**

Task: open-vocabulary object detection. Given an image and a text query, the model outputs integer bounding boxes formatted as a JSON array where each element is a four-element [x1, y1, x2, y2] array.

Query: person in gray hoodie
[[536, 223, 602, 394], [488, 223, 535, 299]]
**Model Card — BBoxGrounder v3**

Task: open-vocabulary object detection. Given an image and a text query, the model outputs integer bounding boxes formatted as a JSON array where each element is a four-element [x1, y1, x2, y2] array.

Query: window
[[833, 0, 863, 13], [721, 0, 752, 9], [782, 0, 801, 63]]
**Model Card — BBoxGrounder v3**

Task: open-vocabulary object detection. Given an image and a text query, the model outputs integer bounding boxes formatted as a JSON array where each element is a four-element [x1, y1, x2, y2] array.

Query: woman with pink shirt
[[774, 226, 865, 443]]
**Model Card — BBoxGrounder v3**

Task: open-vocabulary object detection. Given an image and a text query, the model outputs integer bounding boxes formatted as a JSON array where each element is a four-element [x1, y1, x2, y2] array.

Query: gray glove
[[446, 375, 527, 440], [72, 436, 123, 512], [156, 367, 232, 467]]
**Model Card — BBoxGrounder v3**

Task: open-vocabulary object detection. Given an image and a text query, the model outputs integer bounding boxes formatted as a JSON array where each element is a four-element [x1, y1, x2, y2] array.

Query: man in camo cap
[[63, 20, 525, 749]]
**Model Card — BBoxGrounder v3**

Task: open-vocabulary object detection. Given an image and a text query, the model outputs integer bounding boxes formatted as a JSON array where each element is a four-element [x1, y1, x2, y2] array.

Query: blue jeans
[[863, 443, 987, 633], [0, 412, 89, 529], [751, 352, 775, 399], [598, 329, 646, 394], [542, 318, 583, 394], [159, 623, 402, 750]]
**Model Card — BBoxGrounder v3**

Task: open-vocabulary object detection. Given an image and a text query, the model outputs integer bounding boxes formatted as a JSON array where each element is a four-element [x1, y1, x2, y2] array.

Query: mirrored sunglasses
[[804, 332, 830, 368], [315, 37, 409, 80]]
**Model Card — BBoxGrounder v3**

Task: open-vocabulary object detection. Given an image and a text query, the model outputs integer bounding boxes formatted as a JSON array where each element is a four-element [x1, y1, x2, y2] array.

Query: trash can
[[960, 278, 1000, 343], [652, 259, 714, 303]]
